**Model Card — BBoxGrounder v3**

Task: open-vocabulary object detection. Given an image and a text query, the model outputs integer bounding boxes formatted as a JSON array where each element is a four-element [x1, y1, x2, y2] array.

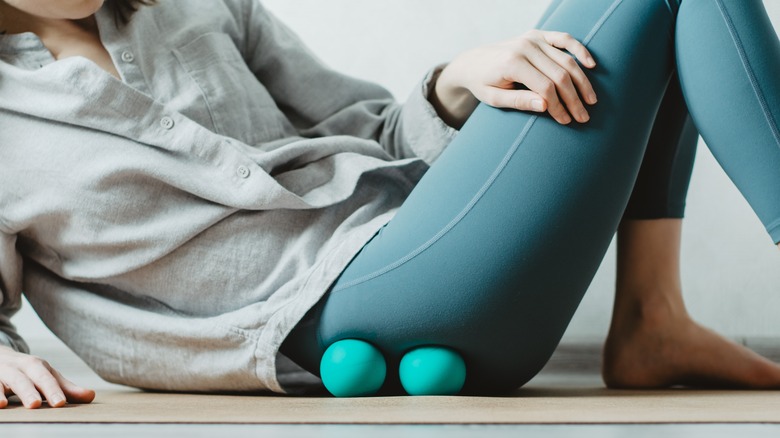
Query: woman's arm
[[0, 232, 94, 409], [237, 0, 457, 164], [235, 2, 595, 160], [431, 30, 599, 129]]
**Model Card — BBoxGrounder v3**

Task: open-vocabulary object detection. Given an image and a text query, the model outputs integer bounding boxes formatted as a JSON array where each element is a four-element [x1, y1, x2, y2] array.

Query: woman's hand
[[431, 30, 598, 129], [0, 345, 95, 409]]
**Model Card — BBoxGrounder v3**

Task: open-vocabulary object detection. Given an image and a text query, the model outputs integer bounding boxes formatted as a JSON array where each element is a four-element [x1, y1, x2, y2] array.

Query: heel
[[399, 346, 466, 395], [320, 339, 387, 397]]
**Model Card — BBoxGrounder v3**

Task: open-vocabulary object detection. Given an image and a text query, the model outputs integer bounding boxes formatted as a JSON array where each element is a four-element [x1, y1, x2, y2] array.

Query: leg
[[676, 0, 780, 244], [283, 0, 680, 395], [282, 0, 780, 395], [621, 71, 698, 222], [605, 218, 780, 388], [603, 0, 780, 389]]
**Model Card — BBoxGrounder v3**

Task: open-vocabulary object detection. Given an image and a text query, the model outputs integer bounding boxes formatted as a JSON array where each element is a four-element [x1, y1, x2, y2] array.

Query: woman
[[1, 0, 780, 407]]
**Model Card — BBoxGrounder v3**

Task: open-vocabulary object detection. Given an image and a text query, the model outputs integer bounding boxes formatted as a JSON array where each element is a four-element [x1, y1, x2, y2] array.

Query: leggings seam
[[766, 217, 780, 236], [332, 0, 627, 294], [583, 0, 623, 44], [333, 117, 537, 292], [715, 0, 780, 151]]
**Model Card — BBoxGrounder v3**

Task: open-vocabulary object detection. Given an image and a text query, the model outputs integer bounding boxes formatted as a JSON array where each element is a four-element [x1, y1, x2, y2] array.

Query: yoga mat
[[2, 387, 780, 424], [3, 338, 778, 424]]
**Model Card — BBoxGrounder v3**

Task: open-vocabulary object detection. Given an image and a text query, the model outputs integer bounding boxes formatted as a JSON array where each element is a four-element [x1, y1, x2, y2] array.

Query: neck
[[0, 3, 99, 38]]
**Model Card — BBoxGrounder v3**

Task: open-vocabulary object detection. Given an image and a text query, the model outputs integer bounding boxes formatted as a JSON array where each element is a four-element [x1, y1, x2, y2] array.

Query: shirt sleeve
[[238, 0, 459, 165], [0, 231, 29, 353]]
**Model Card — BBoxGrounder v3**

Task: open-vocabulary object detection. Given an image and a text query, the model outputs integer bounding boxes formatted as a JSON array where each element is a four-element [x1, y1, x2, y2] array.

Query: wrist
[[430, 63, 479, 129]]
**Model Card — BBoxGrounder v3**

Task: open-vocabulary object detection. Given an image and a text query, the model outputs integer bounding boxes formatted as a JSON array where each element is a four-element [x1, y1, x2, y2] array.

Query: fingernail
[[579, 111, 590, 122], [587, 56, 596, 67], [562, 115, 572, 124], [49, 395, 64, 406], [531, 99, 544, 111], [589, 93, 598, 104]]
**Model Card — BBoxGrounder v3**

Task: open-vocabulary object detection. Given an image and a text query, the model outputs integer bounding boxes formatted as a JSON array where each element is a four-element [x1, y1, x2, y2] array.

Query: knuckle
[[21, 356, 43, 367], [6, 375, 28, 390], [514, 38, 532, 51], [513, 94, 525, 110], [564, 56, 579, 69], [28, 368, 51, 382], [521, 29, 537, 39], [548, 100, 566, 112], [552, 69, 570, 84], [540, 81, 556, 96]]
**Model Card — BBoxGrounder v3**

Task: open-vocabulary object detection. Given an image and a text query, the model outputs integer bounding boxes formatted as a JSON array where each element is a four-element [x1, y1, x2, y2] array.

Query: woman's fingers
[[435, 29, 598, 125], [541, 43, 598, 105], [26, 361, 67, 407], [1, 367, 42, 408], [482, 88, 548, 114], [49, 366, 95, 404], [526, 48, 589, 123], [0, 355, 91, 409], [543, 31, 597, 68], [512, 61, 572, 124]]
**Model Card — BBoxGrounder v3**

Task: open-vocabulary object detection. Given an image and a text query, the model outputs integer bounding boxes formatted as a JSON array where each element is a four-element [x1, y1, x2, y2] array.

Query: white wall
[[258, 0, 780, 342], [15, 0, 780, 347]]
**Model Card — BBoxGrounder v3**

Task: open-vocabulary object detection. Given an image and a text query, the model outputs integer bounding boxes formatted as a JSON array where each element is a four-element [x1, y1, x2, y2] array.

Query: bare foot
[[602, 297, 780, 389]]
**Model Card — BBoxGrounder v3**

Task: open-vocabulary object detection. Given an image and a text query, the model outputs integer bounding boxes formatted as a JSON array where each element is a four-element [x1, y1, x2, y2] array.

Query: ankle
[[610, 289, 689, 331]]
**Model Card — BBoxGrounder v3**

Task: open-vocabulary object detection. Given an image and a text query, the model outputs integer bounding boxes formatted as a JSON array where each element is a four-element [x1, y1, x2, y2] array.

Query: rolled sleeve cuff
[[0, 330, 29, 354], [401, 64, 460, 165]]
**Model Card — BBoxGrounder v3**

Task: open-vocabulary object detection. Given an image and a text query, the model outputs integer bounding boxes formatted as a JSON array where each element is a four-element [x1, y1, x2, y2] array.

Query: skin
[[1, 0, 780, 409], [0, 0, 120, 79], [605, 219, 780, 389], [432, 30, 598, 129], [1, 0, 105, 19]]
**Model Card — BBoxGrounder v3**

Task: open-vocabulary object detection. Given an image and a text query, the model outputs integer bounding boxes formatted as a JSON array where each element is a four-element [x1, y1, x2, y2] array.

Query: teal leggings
[[281, 0, 780, 394]]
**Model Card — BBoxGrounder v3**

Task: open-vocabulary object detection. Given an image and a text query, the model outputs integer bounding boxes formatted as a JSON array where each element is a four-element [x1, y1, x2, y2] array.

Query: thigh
[[283, 0, 678, 394]]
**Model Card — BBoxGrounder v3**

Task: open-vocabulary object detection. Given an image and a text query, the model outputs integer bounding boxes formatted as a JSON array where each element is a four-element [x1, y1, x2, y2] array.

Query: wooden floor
[[2, 337, 780, 436]]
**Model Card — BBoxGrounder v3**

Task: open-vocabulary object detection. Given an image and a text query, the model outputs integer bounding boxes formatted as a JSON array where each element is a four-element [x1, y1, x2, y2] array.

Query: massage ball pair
[[319, 339, 467, 397]]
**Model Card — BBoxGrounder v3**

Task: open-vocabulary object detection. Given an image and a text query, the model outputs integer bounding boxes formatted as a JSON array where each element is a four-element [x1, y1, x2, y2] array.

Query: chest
[[41, 31, 121, 80], [9, 32, 295, 146]]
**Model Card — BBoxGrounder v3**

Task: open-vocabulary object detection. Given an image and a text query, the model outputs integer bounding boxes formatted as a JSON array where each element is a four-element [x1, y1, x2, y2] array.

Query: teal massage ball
[[399, 346, 466, 396], [320, 339, 387, 397]]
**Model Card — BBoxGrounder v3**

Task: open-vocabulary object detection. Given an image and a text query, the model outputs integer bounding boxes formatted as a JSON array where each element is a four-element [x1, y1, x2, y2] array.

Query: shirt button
[[160, 116, 175, 130], [121, 50, 135, 63], [237, 165, 251, 178]]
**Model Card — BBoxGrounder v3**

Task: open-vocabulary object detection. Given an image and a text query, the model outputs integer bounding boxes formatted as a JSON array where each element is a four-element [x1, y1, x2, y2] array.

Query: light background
[[14, 0, 780, 347]]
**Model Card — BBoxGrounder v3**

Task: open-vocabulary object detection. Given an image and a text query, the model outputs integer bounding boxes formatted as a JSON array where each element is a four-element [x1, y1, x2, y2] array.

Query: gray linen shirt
[[0, 0, 457, 393]]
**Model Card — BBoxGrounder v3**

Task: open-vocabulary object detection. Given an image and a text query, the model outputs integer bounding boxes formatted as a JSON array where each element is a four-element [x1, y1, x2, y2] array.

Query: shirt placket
[[95, 7, 152, 96]]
